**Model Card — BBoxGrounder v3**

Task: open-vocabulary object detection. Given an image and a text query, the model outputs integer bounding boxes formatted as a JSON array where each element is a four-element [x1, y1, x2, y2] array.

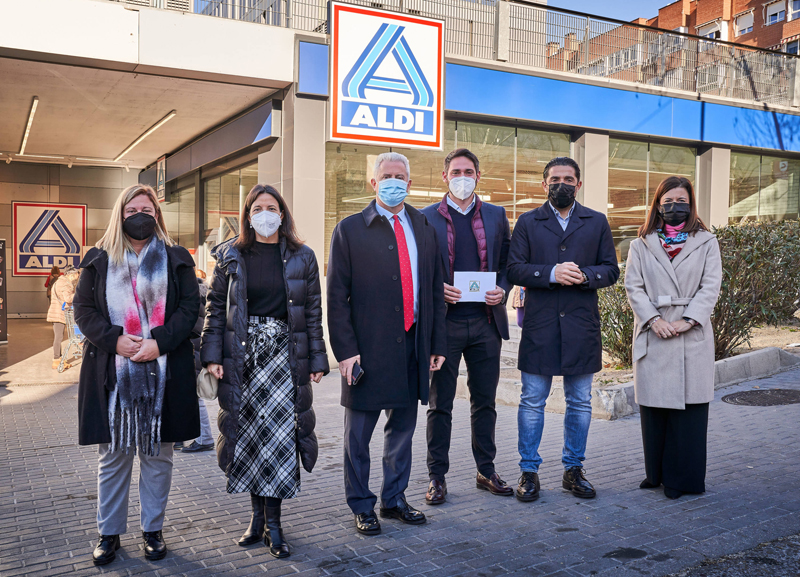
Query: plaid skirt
[[226, 317, 299, 498]]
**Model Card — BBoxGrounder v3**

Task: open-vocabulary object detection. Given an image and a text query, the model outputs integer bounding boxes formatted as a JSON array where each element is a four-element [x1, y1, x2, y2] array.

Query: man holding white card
[[421, 148, 513, 505]]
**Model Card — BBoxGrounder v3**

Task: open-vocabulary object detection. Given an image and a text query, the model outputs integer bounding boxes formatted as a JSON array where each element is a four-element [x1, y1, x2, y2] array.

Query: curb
[[457, 347, 800, 420]]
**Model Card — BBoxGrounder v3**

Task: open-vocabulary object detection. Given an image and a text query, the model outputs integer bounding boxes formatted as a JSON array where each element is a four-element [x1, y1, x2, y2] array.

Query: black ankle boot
[[265, 502, 290, 558], [238, 493, 266, 546]]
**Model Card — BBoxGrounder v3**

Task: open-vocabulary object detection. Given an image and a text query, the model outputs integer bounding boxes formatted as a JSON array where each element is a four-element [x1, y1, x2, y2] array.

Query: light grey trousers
[[52, 322, 64, 359], [96, 443, 174, 535]]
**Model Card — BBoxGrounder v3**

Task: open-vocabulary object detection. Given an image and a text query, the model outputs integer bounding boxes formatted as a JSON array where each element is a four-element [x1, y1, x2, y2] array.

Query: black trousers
[[343, 324, 419, 514], [427, 316, 502, 481], [640, 403, 709, 494]]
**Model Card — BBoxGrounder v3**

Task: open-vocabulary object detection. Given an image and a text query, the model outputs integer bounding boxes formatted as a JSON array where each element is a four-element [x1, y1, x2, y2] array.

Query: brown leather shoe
[[425, 479, 447, 505], [476, 472, 514, 496]]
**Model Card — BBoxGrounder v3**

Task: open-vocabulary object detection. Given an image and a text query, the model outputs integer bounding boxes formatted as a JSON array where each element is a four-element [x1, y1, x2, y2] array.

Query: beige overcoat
[[624, 231, 722, 410], [46, 275, 75, 324]]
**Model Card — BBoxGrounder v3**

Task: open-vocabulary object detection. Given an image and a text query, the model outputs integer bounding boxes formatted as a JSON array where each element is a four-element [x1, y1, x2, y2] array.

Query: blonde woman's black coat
[[74, 245, 201, 445], [200, 237, 329, 475]]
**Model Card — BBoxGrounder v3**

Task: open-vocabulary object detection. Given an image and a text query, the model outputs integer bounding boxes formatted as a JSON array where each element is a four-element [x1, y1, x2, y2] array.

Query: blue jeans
[[518, 372, 594, 473]]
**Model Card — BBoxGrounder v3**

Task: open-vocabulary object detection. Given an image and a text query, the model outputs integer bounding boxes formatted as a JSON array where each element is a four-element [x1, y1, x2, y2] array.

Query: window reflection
[[729, 152, 800, 223], [162, 186, 196, 256], [608, 139, 696, 262], [323, 120, 571, 267]]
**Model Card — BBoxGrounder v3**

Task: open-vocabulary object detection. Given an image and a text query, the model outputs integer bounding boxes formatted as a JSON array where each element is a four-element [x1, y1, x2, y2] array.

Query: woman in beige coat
[[624, 176, 722, 500], [46, 266, 79, 369]]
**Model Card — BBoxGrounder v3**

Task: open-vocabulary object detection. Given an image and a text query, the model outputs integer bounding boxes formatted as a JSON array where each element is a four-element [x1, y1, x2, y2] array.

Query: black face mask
[[548, 183, 576, 210], [123, 212, 157, 241], [659, 202, 691, 226]]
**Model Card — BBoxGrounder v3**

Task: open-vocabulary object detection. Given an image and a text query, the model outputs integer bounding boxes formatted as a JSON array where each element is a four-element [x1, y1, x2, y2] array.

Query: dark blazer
[[201, 237, 329, 474], [327, 201, 447, 411], [421, 198, 512, 340], [506, 202, 619, 376], [74, 245, 201, 446]]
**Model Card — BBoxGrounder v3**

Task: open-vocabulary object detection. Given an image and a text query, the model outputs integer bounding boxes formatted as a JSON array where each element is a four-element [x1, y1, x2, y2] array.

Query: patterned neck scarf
[[106, 237, 169, 455], [657, 222, 687, 261]]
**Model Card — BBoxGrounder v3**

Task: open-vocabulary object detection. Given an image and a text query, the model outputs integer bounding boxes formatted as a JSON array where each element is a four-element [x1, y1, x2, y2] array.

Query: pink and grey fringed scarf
[[106, 237, 168, 455]]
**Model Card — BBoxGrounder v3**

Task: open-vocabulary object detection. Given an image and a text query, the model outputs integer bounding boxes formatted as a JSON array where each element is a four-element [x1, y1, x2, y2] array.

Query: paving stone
[[2, 368, 800, 576]]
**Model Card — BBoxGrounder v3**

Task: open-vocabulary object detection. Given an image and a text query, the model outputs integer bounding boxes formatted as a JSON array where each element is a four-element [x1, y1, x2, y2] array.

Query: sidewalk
[[1, 364, 799, 577]]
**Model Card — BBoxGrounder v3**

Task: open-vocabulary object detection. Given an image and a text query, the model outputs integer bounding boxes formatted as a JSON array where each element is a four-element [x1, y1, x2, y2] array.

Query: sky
[[545, 0, 670, 23]]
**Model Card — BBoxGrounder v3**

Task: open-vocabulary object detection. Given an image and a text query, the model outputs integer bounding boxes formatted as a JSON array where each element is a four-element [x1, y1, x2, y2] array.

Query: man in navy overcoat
[[506, 157, 619, 503]]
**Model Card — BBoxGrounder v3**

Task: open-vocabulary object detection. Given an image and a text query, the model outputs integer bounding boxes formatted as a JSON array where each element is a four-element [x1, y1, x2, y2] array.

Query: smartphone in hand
[[350, 362, 365, 386]]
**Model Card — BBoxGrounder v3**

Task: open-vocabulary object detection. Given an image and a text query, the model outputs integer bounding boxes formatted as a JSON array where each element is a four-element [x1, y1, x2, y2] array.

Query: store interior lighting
[[114, 110, 177, 162], [19, 96, 39, 156]]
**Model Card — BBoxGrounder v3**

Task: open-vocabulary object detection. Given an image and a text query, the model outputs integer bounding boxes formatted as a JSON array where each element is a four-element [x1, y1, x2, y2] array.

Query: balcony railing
[[113, 0, 800, 108]]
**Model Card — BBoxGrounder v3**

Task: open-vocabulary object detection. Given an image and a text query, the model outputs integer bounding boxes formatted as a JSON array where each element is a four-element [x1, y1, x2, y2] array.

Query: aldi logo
[[330, 1, 444, 150], [13, 202, 86, 276]]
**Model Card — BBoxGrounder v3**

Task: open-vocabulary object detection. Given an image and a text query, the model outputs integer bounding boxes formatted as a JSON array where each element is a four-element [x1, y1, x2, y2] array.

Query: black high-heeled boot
[[264, 500, 290, 558], [238, 493, 266, 546]]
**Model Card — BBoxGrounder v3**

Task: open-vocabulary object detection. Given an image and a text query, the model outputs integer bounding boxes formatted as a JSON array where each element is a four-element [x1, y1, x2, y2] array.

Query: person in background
[[421, 148, 513, 505], [512, 286, 525, 327], [45, 265, 60, 299], [506, 157, 619, 503], [47, 265, 79, 370], [176, 268, 215, 453], [624, 176, 722, 500], [202, 184, 328, 559], [74, 184, 200, 566], [327, 151, 447, 536]]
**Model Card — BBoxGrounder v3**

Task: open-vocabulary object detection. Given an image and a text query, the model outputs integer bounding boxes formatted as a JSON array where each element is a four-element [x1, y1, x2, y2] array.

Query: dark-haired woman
[[624, 176, 722, 500], [201, 184, 328, 558]]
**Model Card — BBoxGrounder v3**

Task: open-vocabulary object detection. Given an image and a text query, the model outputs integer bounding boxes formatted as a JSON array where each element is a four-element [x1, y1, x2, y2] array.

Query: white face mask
[[448, 176, 477, 200], [250, 210, 282, 238]]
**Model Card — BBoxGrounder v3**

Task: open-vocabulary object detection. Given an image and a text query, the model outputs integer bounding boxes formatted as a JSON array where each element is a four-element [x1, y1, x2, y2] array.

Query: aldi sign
[[13, 202, 86, 276], [330, 1, 444, 150]]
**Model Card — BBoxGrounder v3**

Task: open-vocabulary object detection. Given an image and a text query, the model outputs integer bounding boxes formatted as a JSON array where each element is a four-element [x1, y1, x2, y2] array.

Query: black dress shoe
[[354, 510, 381, 535], [173, 442, 183, 450], [516, 471, 540, 502], [476, 472, 514, 496], [265, 503, 290, 558], [639, 478, 660, 489], [562, 467, 597, 499], [379, 497, 426, 525], [425, 479, 447, 505], [238, 493, 265, 546], [142, 530, 167, 561], [664, 487, 683, 500], [92, 534, 120, 566], [182, 441, 214, 453]]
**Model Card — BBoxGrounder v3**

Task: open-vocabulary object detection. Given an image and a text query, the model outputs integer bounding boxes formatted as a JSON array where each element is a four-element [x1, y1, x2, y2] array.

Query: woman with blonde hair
[[624, 176, 722, 500], [74, 184, 200, 566]]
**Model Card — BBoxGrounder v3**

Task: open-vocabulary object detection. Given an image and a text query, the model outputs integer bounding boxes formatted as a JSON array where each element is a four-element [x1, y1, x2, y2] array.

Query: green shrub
[[598, 265, 634, 368], [599, 220, 800, 366]]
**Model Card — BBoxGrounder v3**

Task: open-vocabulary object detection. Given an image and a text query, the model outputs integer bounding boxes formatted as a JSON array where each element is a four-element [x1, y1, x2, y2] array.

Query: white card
[[453, 271, 497, 303]]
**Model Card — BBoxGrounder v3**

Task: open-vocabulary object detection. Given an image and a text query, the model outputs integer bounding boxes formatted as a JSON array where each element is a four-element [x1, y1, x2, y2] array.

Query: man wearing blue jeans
[[507, 157, 619, 501]]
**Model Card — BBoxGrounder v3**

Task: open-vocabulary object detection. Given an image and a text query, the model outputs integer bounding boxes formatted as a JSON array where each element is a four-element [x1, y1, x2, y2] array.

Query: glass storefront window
[[608, 139, 696, 261], [162, 185, 196, 254], [729, 152, 800, 223], [202, 162, 258, 274], [516, 128, 571, 226], [324, 120, 571, 267], [608, 140, 648, 263]]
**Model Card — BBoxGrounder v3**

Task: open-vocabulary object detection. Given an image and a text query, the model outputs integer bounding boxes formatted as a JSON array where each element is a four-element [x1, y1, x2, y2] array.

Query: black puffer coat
[[200, 237, 329, 474]]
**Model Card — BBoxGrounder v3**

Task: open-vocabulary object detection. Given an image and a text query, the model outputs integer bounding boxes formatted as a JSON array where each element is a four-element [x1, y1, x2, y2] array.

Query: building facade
[[1, 0, 799, 317]]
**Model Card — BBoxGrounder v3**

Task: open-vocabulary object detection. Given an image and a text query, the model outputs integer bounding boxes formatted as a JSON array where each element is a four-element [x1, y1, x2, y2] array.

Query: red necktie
[[392, 215, 414, 331]]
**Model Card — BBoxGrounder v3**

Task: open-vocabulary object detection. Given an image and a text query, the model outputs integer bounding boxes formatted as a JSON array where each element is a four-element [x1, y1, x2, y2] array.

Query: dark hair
[[444, 148, 480, 174], [638, 176, 708, 238], [543, 157, 580, 182], [234, 184, 303, 252]]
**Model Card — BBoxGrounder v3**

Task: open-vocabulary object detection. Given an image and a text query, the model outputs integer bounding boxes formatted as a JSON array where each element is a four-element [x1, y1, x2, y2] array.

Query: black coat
[[74, 245, 201, 445], [506, 202, 620, 376], [421, 200, 512, 340], [327, 201, 447, 411], [201, 238, 329, 474]]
